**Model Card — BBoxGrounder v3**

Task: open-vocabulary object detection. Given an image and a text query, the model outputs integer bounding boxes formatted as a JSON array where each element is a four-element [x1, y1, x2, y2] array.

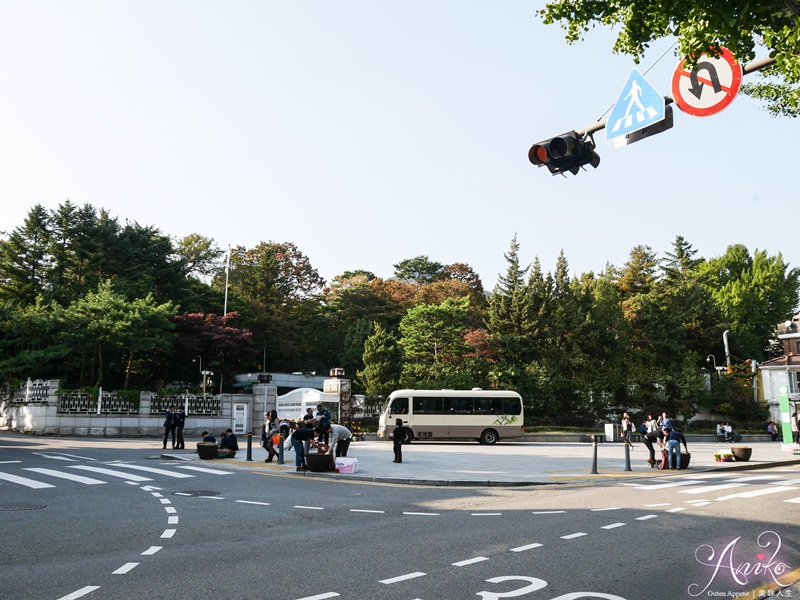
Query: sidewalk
[[161, 439, 800, 486]]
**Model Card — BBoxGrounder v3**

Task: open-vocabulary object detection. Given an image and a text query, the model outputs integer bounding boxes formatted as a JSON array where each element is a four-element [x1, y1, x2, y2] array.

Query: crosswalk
[[624, 471, 800, 504], [0, 461, 233, 490]]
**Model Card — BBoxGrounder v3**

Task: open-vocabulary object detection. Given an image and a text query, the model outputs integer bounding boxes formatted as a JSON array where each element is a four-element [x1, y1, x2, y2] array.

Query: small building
[[757, 314, 800, 422]]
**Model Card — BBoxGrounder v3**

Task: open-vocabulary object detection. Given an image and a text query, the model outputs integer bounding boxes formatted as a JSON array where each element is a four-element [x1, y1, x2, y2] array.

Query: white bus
[[376, 389, 525, 445]]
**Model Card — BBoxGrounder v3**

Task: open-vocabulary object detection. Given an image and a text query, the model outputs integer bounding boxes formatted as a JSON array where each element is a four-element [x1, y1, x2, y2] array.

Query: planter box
[[306, 452, 336, 472], [197, 442, 218, 460], [679, 452, 691, 469], [731, 446, 752, 462]]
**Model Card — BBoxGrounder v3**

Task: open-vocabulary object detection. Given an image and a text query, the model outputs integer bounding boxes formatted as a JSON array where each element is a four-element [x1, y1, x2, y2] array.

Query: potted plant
[[714, 452, 734, 462], [731, 446, 752, 462]]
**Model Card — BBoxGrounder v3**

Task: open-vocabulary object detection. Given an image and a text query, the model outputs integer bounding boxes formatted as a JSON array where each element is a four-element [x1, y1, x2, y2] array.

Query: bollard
[[277, 433, 285, 465], [246, 432, 252, 462], [591, 434, 598, 474], [624, 438, 632, 471]]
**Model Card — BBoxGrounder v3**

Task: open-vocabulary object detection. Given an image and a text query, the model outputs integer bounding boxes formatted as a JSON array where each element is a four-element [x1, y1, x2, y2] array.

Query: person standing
[[391, 418, 406, 463], [792, 412, 799, 444], [658, 412, 672, 431], [174, 407, 186, 449], [620, 412, 633, 441], [664, 427, 688, 470], [162, 406, 177, 449]]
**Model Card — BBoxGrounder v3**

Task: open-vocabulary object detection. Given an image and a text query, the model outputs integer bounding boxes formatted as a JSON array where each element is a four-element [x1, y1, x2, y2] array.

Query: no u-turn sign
[[671, 47, 742, 117]]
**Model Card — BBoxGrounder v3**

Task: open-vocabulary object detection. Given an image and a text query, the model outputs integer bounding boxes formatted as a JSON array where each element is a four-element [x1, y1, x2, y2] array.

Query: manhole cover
[[173, 491, 221, 497], [0, 503, 46, 511]]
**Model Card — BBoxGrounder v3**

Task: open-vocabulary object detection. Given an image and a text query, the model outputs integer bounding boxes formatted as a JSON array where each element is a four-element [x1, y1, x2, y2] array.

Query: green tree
[[697, 244, 800, 360], [0, 204, 52, 305], [393, 255, 444, 284], [539, 0, 800, 116], [358, 323, 402, 398]]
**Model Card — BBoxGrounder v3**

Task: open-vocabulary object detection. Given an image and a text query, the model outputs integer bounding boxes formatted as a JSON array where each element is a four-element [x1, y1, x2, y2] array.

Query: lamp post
[[707, 355, 724, 379], [201, 370, 214, 395]]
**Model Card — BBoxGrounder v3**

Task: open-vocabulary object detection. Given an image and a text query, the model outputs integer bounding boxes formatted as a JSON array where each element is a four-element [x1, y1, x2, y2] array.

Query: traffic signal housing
[[528, 131, 600, 175]]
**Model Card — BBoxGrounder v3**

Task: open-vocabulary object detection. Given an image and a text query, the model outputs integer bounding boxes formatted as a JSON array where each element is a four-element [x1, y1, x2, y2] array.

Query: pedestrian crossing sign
[[606, 68, 665, 142]]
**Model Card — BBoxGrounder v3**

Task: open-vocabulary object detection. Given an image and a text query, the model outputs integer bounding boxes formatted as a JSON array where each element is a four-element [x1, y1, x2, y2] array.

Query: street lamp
[[707, 355, 724, 379], [201, 370, 214, 395]]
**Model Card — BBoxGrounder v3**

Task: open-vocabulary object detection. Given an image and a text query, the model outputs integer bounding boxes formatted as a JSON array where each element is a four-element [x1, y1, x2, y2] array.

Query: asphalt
[[161, 438, 800, 486]]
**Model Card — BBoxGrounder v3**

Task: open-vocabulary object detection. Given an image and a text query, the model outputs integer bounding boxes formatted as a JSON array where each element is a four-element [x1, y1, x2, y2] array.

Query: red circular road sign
[[671, 47, 742, 117]]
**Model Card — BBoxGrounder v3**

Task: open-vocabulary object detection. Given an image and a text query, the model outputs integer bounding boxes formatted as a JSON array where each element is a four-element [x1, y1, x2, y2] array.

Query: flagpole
[[223, 245, 230, 316]]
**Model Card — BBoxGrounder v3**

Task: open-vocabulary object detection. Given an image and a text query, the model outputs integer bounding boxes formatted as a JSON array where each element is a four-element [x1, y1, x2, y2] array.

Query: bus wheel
[[479, 429, 498, 445], [403, 428, 413, 444]]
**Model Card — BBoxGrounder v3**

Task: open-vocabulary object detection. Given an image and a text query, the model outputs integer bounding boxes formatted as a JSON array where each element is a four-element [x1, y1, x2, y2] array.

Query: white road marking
[[295, 593, 340, 600], [590, 507, 620, 511], [68, 465, 152, 482], [402, 511, 439, 516], [141, 546, 162, 555], [112, 562, 138, 574], [380, 572, 426, 584], [561, 532, 587, 540], [471, 512, 502, 516], [168, 516, 179, 524], [716, 486, 799, 501], [294, 505, 325, 510], [57, 586, 101, 599], [350, 509, 384, 513], [532, 510, 565, 514], [510, 543, 543, 552], [452, 556, 488, 567], [175, 465, 234, 475], [0, 471, 55, 488], [102, 464, 194, 478], [679, 483, 748, 495], [635, 514, 658, 521], [24, 468, 106, 485], [601, 523, 626, 530], [161, 529, 176, 538], [237, 500, 271, 506]]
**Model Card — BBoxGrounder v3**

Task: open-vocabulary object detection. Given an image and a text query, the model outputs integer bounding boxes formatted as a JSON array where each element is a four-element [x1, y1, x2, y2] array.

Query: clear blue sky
[[1, 1, 794, 290]]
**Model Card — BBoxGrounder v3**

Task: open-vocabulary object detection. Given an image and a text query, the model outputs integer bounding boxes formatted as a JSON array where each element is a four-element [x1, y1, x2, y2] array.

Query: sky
[[0, 1, 795, 291]]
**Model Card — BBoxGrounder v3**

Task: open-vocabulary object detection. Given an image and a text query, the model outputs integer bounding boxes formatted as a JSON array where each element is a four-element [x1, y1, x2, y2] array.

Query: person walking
[[174, 407, 186, 449], [391, 418, 406, 463], [664, 427, 688, 470], [162, 406, 177, 449]]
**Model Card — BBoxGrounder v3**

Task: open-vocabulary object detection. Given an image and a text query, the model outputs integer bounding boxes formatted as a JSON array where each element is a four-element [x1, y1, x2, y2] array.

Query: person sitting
[[202, 431, 216, 443], [767, 422, 779, 442], [225, 428, 239, 451], [218, 432, 236, 457]]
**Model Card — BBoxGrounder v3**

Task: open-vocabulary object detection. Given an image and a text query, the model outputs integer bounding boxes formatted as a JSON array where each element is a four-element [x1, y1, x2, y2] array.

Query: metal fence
[[151, 393, 220, 416], [11, 379, 50, 403], [57, 390, 138, 414]]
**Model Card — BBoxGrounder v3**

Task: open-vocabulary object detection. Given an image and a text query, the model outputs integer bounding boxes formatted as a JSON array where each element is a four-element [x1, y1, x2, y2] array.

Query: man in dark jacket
[[162, 406, 177, 449], [664, 427, 689, 470], [174, 408, 186, 449], [642, 428, 665, 467]]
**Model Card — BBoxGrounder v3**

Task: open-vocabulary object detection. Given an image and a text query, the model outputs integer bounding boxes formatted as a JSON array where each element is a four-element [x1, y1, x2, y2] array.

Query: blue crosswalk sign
[[606, 69, 665, 142]]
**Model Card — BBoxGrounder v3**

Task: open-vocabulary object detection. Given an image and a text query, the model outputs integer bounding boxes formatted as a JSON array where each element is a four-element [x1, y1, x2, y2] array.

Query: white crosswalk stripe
[[67, 465, 153, 481], [0, 471, 56, 489], [24, 468, 106, 485], [624, 473, 800, 504], [103, 463, 195, 478]]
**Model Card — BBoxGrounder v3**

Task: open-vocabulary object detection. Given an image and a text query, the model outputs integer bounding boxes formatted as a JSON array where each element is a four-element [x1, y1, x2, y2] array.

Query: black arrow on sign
[[688, 60, 723, 99]]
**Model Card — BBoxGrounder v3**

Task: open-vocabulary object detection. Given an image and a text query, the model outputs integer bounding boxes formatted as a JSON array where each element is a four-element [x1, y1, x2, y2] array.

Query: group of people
[[162, 405, 186, 449], [200, 429, 240, 456], [715, 422, 742, 442], [261, 404, 354, 472], [622, 412, 688, 470]]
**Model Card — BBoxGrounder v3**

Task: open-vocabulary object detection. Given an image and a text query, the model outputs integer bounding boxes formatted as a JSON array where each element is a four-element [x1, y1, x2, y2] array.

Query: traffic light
[[528, 131, 600, 175]]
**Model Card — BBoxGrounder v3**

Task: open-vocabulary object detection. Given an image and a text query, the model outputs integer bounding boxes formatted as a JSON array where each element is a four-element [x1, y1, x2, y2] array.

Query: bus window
[[390, 397, 409, 415], [417, 397, 443, 414]]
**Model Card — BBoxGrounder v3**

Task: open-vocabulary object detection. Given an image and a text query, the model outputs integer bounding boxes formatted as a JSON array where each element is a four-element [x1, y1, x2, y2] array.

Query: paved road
[[165, 437, 800, 485]]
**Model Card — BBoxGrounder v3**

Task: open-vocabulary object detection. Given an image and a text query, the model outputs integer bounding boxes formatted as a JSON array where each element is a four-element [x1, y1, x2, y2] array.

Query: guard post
[[624, 437, 632, 471], [591, 434, 599, 474], [246, 432, 252, 462], [277, 433, 285, 465]]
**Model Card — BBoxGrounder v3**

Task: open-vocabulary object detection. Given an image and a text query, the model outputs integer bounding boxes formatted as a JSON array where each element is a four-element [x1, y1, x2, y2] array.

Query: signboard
[[606, 69, 666, 142], [671, 47, 742, 117]]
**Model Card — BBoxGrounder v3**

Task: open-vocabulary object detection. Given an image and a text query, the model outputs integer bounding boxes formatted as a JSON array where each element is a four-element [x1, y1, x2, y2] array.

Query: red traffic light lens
[[529, 144, 549, 165]]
